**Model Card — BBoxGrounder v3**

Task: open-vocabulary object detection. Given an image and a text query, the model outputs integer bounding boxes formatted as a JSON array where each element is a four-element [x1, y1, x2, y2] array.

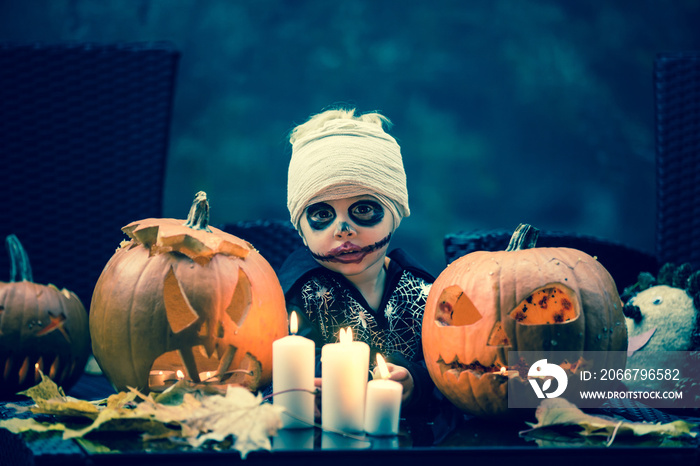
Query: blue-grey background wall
[[2, 0, 699, 277]]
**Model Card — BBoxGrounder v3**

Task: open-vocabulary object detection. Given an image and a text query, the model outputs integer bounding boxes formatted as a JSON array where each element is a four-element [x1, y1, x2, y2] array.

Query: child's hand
[[375, 363, 414, 403]]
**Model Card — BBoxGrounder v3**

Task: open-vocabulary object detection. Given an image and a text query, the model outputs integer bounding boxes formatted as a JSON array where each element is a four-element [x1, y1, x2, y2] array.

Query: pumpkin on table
[[89, 191, 288, 393], [0, 235, 90, 397], [422, 224, 628, 418]]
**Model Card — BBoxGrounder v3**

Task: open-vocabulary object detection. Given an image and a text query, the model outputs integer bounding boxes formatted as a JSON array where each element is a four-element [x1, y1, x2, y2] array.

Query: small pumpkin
[[89, 191, 288, 393], [0, 235, 90, 397], [422, 224, 628, 418]]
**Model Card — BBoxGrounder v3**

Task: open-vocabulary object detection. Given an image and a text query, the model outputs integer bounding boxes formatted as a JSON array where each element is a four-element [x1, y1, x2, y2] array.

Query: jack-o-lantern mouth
[[435, 356, 527, 379], [435, 356, 589, 381]]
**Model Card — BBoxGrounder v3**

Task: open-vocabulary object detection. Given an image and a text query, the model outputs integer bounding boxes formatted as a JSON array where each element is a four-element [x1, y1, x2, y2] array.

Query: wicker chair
[[217, 219, 304, 273], [654, 51, 700, 271], [444, 228, 658, 293], [0, 42, 180, 310], [444, 51, 700, 292]]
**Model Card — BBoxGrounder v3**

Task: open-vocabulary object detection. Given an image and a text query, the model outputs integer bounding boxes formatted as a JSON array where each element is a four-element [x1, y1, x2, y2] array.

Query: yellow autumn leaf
[[106, 390, 139, 410], [75, 438, 116, 453], [62, 406, 177, 440], [521, 398, 697, 446], [18, 371, 65, 400], [32, 397, 101, 419], [0, 417, 68, 434], [133, 391, 202, 426], [0, 375, 284, 458], [17, 370, 102, 420]]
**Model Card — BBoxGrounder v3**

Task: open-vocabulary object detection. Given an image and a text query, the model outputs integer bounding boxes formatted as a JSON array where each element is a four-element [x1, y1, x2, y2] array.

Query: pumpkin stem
[[183, 191, 212, 233], [6, 234, 33, 282], [505, 223, 539, 251]]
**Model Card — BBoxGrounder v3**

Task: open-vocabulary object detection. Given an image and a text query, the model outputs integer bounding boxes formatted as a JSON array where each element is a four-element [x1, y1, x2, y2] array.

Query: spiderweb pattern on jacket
[[299, 271, 431, 361]]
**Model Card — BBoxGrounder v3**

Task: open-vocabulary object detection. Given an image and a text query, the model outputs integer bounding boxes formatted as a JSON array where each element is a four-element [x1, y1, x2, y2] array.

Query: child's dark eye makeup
[[349, 200, 384, 226], [306, 202, 335, 230]]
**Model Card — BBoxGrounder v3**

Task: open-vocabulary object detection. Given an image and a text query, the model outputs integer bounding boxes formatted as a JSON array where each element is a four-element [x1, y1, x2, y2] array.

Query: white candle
[[364, 354, 402, 436], [273, 311, 316, 428], [321, 327, 370, 433]]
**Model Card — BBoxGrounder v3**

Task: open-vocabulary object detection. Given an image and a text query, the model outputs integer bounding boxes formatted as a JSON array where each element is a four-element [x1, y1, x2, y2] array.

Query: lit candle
[[199, 371, 217, 382], [364, 354, 402, 436], [148, 370, 179, 392], [321, 327, 370, 433], [273, 311, 315, 428], [499, 366, 518, 378]]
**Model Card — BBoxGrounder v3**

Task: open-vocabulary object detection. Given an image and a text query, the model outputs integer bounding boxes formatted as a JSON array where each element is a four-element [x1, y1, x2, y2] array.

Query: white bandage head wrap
[[287, 110, 410, 231]]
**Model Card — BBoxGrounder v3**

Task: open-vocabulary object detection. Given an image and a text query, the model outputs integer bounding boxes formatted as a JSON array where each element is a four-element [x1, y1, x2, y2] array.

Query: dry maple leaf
[[520, 398, 697, 446], [0, 372, 284, 459], [181, 385, 284, 458], [19, 370, 101, 419], [19, 370, 66, 400]]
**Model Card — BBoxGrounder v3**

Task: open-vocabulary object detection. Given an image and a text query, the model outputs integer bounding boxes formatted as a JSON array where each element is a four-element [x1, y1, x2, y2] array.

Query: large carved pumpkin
[[90, 192, 288, 393], [0, 235, 90, 397], [422, 224, 627, 418]]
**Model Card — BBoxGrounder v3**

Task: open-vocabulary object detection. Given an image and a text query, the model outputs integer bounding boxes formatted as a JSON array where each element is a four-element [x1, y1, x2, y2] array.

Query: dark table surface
[[1, 372, 700, 466]]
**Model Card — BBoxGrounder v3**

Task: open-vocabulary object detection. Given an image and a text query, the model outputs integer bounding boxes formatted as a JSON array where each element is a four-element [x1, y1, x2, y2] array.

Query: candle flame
[[339, 327, 353, 344], [176, 370, 185, 380], [500, 366, 506, 376], [376, 354, 390, 379], [290, 311, 298, 335]]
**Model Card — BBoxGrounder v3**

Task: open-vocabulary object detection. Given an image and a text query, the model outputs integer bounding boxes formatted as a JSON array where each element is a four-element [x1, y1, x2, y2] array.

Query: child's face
[[299, 194, 394, 277]]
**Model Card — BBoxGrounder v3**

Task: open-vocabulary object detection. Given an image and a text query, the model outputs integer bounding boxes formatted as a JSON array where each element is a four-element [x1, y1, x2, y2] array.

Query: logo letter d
[[527, 359, 568, 399]]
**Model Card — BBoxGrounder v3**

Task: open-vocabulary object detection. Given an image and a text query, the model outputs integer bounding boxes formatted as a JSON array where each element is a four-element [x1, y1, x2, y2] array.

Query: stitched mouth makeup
[[311, 234, 392, 264]]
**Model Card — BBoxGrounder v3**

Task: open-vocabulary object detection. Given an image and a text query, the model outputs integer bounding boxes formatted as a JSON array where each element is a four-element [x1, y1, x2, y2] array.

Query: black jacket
[[278, 246, 437, 414]]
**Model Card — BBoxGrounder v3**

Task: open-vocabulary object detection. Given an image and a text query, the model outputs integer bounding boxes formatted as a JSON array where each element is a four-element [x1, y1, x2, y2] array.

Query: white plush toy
[[623, 263, 700, 353], [622, 263, 700, 402]]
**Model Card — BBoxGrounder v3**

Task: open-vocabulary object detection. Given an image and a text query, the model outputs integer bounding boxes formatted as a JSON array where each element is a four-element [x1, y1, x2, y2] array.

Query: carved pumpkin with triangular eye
[[0, 235, 90, 397], [422, 224, 628, 418], [89, 192, 288, 393]]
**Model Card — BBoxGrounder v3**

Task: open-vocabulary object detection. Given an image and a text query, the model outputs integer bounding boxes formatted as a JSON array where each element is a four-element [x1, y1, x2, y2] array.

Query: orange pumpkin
[[422, 224, 627, 418], [89, 192, 288, 393], [0, 235, 90, 397]]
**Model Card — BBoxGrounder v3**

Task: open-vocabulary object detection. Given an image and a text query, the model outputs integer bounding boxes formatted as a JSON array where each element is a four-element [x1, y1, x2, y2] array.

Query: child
[[278, 107, 435, 415]]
